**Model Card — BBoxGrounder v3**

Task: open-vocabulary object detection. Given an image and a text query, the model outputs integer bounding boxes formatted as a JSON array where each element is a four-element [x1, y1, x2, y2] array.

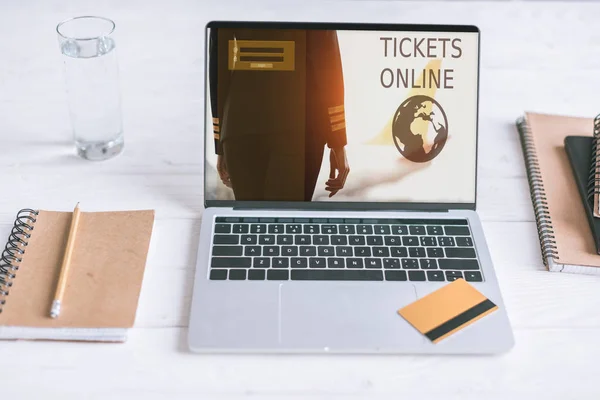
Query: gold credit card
[[228, 40, 295, 71], [398, 279, 498, 343]]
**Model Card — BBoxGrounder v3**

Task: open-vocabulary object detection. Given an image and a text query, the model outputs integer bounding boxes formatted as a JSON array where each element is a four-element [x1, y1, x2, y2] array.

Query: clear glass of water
[[57, 16, 124, 161]]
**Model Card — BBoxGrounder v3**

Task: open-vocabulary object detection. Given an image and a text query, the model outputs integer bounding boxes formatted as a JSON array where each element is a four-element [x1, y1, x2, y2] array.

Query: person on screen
[[209, 27, 350, 201]]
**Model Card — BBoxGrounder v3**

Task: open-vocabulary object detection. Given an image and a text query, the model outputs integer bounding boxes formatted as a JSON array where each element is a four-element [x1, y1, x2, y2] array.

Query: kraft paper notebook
[[0, 208, 155, 341], [516, 112, 600, 274]]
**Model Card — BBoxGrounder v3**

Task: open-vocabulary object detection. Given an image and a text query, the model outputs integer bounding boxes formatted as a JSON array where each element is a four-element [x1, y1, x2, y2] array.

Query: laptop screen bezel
[[203, 21, 480, 211]]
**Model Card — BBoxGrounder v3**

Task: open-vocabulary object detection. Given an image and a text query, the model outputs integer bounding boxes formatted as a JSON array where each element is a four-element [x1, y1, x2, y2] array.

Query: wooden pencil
[[50, 203, 81, 318]]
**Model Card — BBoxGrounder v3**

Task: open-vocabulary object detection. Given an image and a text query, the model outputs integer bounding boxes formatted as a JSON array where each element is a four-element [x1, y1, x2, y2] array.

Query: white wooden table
[[2, 0, 600, 398]]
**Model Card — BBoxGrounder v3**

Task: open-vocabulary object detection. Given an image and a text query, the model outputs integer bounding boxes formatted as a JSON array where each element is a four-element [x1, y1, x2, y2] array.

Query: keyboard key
[[409, 271, 426, 281], [259, 218, 275, 223], [336, 246, 353, 257], [456, 237, 474, 247], [241, 235, 257, 245], [354, 247, 371, 257], [278, 218, 294, 223], [248, 270, 265, 280], [292, 270, 383, 281], [313, 235, 330, 245], [384, 236, 402, 246], [426, 226, 443, 235], [347, 258, 364, 268], [420, 259, 438, 269], [349, 236, 365, 245], [391, 225, 408, 235], [286, 224, 302, 234], [465, 271, 483, 282], [267, 270, 289, 280], [383, 258, 401, 269], [264, 246, 280, 256], [438, 259, 480, 270], [309, 257, 327, 268], [209, 269, 227, 280], [300, 246, 317, 257], [250, 224, 266, 234], [427, 271, 445, 281], [321, 225, 338, 234], [445, 248, 477, 258], [277, 235, 293, 245], [294, 218, 310, 223], [375, 225, 391, 235], [365, 258, 382, 269], [438, 237, 455, 247], [328, 258, 345, 268], [211, 257, 251, 268], [385, 270, 408, 281], [311, 218, 328, 223], [244, 246, 261, 256], [304, 224, 320, 234], [318, 246, 335, 256], [217, 217, 238, 223], [409, 226, 426, 235], [253, 258, 270, 268], [402, 259, 419, 269], [403, 236, 419, 246], [214, 224, 231, 233], [427, 247, 445, 258], [408, 247, 426, 258], [331, 235, 348, 245], [233, 224, 249, 234], [291, 258, 308, 268], [339, 224, 355, 234], [259, 235, 275, 245], [329, 218, 344, 223], [212, 246, 243, 256], [445, 226, 470, 236], [420, 237, 437, 247], [366, 236, 383, 246], [282, 246, 298, 256], [268, 224, 284, 234], [243, 218, 259, 223], [214, 235, 239, 245], [391, 247, 408, 257], [273, 258, 289, 268], [373, 247, 390, 257], [445, 271, 463, 281], [295, 235, 311, 245], [229, 270, 246, 280], [357, 225, 373, 234]]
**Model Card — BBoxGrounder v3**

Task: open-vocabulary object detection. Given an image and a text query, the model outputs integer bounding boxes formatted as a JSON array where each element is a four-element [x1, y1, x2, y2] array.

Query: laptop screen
[[205, 23, 479, 206]]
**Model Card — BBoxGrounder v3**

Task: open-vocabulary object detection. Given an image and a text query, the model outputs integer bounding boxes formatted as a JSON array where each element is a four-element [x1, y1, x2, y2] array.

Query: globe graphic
[[391, 95, 448, 163]]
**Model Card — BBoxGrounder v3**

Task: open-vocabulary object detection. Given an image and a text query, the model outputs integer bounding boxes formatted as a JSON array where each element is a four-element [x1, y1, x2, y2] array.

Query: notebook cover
[[564, 136, 600, 254], [523, 112, 600, 269], [0, 210, 154, 329], [593, 118, 600, 218]]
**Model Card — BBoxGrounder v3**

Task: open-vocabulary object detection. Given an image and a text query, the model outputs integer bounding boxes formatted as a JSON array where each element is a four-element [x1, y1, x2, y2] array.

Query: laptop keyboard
[[209, 217, 483, 282]]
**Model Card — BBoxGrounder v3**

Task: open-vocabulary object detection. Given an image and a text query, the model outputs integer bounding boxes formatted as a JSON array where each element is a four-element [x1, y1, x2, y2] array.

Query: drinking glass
[[57, 16, 124, 161]]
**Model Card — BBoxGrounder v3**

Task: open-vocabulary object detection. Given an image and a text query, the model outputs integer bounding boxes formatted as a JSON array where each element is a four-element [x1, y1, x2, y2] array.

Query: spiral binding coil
[[588, 114, 600, 202], [0, 209, 39, 313], [516, 118, 558, 265]]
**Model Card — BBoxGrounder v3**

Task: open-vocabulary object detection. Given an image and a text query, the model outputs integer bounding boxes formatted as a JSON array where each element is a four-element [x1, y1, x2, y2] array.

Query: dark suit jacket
[[209, 28, 348, 155]]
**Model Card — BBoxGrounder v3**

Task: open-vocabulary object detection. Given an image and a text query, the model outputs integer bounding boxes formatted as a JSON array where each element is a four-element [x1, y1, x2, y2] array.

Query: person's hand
[[326, 146, 350, 197], [217, 154, 232, 188]]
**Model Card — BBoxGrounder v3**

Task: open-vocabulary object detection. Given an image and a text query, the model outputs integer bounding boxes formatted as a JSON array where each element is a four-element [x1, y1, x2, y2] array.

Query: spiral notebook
[[592, 115, 600, 218], [516, 112, 600, 274], [0, 208, 155, 341]]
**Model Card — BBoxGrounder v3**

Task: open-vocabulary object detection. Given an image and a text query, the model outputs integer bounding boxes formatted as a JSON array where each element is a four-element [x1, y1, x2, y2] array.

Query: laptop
[[189, 21, 514, 353]]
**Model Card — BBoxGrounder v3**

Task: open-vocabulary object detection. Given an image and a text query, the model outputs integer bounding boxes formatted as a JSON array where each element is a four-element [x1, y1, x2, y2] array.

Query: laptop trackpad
[[280, 283, 422, 350]]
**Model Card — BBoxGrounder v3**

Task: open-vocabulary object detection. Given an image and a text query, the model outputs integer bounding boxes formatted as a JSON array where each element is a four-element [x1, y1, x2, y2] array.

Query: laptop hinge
[[232, 206, 451, 213]]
